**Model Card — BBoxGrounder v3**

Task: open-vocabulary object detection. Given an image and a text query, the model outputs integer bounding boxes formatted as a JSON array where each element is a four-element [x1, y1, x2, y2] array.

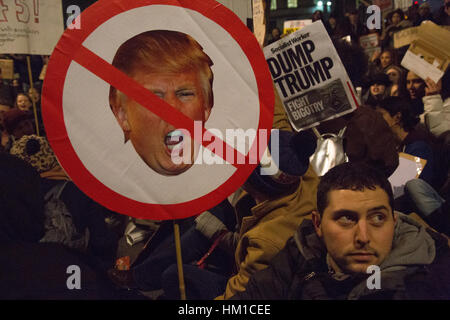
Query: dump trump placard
[[264, 21, 358, 131]]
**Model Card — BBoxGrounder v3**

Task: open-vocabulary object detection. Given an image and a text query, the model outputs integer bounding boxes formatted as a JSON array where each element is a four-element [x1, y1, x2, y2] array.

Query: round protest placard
[[42, 0, 274, 220]]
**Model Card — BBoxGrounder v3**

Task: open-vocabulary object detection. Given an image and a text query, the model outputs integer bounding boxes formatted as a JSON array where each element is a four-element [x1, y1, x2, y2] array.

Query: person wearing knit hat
[[10, 135, 58, 173], [9, 134, 69, 181]]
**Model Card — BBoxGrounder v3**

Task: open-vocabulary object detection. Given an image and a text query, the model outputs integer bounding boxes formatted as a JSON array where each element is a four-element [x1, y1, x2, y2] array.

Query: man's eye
[[370, 214, 386, 226]]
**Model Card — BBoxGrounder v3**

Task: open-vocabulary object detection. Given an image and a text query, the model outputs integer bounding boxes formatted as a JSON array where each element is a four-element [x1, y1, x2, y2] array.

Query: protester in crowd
[[414, 2, 435, 26], [231, 162, 450, 300], [307, 39, 398, 178], [345, 9, 368, 43], [435, 0, 450, 25], [268, 27, 281, 45], [362, 73, 392, 107], [107, 199, 236, 293], [160, 130, 319, 300], [325, 14, 340, 38], [1, 108, 35, 152], [9, 135, 119, 270], [421, 70, 450, 137], [375, 96, 436, 186], [312, 10, 324, 23], [385, 65, 407, 97], [0, 67, 14, 107], [405, 129, 450, 235], [406, 71, 427, 117], [0, 152, 124, 299], [14, 93, 33, 112], [368, 49, 398, 77], [380, 9, 405, 49]]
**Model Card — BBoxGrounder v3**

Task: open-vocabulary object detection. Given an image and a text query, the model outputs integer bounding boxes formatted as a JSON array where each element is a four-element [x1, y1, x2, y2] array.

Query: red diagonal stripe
[[72, 45, 249, 167]]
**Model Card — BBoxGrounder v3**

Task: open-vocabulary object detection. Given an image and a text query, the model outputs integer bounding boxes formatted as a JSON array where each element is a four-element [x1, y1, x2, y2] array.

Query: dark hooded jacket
[[231, 214, 450, 300]]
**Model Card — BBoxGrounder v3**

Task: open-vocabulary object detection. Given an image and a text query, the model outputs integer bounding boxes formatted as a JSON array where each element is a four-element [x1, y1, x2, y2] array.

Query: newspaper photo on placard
[[264, 21, 358, 131]]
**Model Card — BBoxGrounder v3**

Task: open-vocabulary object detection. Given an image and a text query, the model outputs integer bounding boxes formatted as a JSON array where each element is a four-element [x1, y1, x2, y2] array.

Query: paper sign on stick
[[252, 0, 266, 47], [264, 21, 358, 132]]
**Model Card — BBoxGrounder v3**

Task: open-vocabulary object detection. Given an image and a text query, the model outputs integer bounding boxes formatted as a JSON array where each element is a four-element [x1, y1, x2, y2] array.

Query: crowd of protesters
[[0, 1, 450, 300]]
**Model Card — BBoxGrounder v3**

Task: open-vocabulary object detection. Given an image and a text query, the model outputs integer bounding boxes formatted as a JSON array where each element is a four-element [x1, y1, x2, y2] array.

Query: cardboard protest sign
[[0, 58, 14, 79], [388, 152, 426, 199], [359, 33, 381, 60], [264, 21, 358, 132], [401, 21, 450, 83], [393, 26, 419, 49], [283, 19, 312, 36], [252, 0, 266, 47], [0, 0, 63, 55], [42, 0, 273, 220]]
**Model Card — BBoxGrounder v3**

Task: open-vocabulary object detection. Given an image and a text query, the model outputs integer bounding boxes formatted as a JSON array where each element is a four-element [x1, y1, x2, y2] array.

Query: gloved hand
[[195, 211, 227, 240]]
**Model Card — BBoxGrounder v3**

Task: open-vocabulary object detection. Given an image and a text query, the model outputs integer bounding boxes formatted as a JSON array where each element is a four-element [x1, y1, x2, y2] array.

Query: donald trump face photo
[[109, 30, 214, 176]]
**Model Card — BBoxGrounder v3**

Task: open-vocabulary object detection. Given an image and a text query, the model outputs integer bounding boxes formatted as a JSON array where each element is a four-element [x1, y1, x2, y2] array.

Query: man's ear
[[312, 210, 323, 238], [393, 210, 398, 224], [110, 92, 130, 142]]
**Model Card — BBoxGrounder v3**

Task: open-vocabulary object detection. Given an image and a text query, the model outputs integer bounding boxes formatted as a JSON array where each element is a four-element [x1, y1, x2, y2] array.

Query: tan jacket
[[216, 165, 319, 299]]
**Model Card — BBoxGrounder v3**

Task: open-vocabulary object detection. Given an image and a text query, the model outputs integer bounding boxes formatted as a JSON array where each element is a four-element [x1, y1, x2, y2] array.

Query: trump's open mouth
[[165, 130, 184, 151]]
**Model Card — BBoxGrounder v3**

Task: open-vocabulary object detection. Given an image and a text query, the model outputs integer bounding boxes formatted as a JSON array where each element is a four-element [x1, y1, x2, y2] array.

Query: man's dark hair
[[317, 162, 394, 215]]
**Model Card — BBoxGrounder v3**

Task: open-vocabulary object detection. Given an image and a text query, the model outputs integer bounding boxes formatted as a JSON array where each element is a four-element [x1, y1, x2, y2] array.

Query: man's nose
[[355, 220, 370, 246]]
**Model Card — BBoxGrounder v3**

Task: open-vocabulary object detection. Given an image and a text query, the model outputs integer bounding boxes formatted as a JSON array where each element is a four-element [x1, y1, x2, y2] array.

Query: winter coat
[[232, 214, 450, 300], [216, 165, 319, 299], [422, 94, 450, 137]]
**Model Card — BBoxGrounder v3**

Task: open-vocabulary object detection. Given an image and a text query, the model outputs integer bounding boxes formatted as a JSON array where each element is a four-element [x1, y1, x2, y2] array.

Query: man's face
[[391, 13, 401, 25], [313, 187, 396, 274], [380, 52, 392, 69], [112, 70, 211, 176], [406, 72, 425, 100]]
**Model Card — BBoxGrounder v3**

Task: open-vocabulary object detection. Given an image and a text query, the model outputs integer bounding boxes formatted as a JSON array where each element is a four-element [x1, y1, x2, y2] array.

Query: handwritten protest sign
[[401, 21, 450, 83], [252, 0, 266, 47], [264, 21, 358, 131], [0, 0, 63, 55]]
